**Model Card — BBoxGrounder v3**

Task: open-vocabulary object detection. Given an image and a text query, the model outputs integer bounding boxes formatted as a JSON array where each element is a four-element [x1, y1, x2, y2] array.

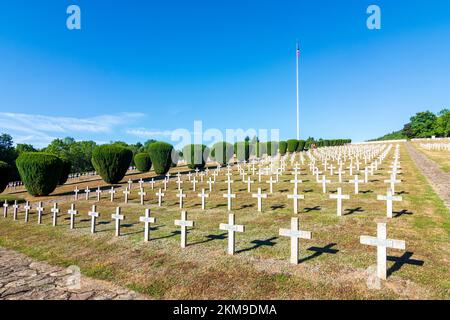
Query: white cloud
[[0, 112, 145, 148]]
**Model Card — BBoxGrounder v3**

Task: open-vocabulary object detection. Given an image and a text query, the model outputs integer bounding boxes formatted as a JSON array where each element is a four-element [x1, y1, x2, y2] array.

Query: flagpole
[[296, 41, 300, 140]]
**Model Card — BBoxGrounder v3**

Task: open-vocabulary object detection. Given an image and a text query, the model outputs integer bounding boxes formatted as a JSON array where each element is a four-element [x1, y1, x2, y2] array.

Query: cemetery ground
[[411, 142, 450, 173], [0, 144, 449, 299]]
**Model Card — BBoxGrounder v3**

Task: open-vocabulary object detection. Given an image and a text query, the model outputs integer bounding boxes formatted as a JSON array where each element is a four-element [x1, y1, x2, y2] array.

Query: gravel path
[[0, 247, 145, 300], [405, 142, 450, 210]]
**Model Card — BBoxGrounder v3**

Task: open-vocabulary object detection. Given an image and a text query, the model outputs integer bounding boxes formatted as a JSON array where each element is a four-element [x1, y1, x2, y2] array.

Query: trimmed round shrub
[[171, 150, 181, 168], [235, 141, 250, 162], [58, 157, 72, 185], [183, 144, 209, 170], [287, 139, 299, 153], [297, 140, 306, 152], [148, 142, 174, 175], [91, 145, 133, 184], [0, 161, 11, 193], [211, 141, 234, 166], [279, 141, 287, 155], [134, 153, 152, 172], [16, 152, 63, 196]]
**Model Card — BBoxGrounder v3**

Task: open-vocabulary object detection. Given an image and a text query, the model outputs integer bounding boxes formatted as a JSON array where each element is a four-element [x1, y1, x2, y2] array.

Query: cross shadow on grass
[[151, 230, 180, 241], [304, 189, 313, 193], [387, 252, 424, 277], [304, 206, 321, 212], [235, 237, 278, 254], [189, 233, 227, 246], [241, 204, 254, 209], [298, 243, 339, 263], [394, 209, 413, 217], [270, 204, 285, 210], [360, 190, 373, 194], [344, 207, 364, 215]]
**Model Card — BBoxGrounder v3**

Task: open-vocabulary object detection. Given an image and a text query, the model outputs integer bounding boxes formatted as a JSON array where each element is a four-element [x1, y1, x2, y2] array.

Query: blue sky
[[0, 0, 449, 148]]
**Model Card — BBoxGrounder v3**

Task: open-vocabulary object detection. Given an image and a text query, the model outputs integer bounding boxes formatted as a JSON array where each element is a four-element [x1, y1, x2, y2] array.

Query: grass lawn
[[412, 142, 450, 173], [0, 144, 449, 299]]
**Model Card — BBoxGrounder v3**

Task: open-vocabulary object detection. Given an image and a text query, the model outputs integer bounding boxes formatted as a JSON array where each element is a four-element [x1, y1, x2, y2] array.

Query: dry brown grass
[[412, 142, 450, 172]]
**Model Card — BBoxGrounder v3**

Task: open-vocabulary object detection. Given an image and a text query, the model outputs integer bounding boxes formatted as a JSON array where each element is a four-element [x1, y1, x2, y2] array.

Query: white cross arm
[[140, 216, 156, 223], [360, 236, 406, 250], [175, 220, 194, 227], [279, 229, 312, 240], [219, 223, 245, 233]]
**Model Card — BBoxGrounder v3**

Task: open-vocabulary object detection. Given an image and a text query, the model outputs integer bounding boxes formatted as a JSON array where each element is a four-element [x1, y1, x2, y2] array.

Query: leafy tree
[[435, 109, 450, 137], [183, 144, 209, 170], [402, 123, 414, 139], [0, 133, 17, 165], [0, 161, 11, 193], [16, 144, 37, 155], [410, 111, 437, 138]]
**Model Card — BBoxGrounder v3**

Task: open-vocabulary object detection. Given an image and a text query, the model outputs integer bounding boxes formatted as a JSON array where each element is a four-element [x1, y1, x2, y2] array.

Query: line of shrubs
[[8, 138, 351, 197]]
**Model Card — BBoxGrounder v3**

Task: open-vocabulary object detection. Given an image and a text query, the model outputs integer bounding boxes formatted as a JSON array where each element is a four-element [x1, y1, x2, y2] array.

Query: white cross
[[156, 188, 165, 207], [287, 188, 305, 214], [364, 167, 369, 183], [36, 202, 44, 225], [138, 188, 147, 205], [176, 189, 186, 209], [377, 189, 402, 218], [174, 211, 194, 248], [109, 187, 116, 202], [290, 177, 302, 190], [138, 178, 144, 189], [176, 179, 183, 190], [67, 204, 77, 229], [191, 177, 198, 191], [197, 189, 209, 210], [207, 177, 214, 192], [337, 167, 345, 183], [349, 175, 363, 194], [85, 187, 91, 200], [74, 186, 79, 201], [384, 175, 401, 194], [320, 175, 331, 194], [279, 217, 312, 264], [123, 187, 130, 203], [266, 176, 275, 194], [252, 188, 268, 212], [360, 223, 406, 280], [139, 209, 156, 242], [163, 178, 168, 191], [24, 201, 31, 222], [88, 205, 99, 233], [247, 177, 254, 193], [223, 190, 236, 211], [96, 187, 102, 201], [149, 178, 155, 190], [12, 201, 19, 221], [329, 187, 350, 216], [111, 207, 124, 236], [128, 179, 133, 189], [3, 200, 8, 218], [219, 213, 245, 255]]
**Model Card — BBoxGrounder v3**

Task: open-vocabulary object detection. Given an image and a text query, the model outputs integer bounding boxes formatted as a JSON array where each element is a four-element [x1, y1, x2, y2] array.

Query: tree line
[[372, 109, 450, 141]]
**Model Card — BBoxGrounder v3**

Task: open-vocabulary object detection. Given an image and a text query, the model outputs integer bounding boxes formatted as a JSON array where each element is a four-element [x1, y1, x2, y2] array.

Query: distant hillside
[[370, 109, 449, 141]]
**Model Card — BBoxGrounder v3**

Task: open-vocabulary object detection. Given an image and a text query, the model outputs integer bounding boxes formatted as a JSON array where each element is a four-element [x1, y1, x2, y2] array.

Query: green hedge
[[0, 161, 11, 193], [279, 141, 287, 155], [59, 157, 72, 185], [266, 141, 279, 156], [287, 139, 299, 153], [297, 140, 306, 152], [91, 145, 133, 184], [211, 141, 234, 166], [148, 142, 174, 174], [134, 153, 152, 172], [235, 141, 250, 162], [16, 152, 63, 196], [183, 144, 209, 170]]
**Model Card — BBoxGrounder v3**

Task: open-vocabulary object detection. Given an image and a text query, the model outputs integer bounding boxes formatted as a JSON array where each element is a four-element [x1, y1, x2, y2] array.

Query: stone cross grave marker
[[177, 189, 186, 209], [24, 201, 31, 222], [320, 175, 331, 194], [109, 187, 116, 202], [279, 217, 312, 265], [266, 176, 275, 194], [174, 211, 194, 248], [140, 209, 156, 242], [349, 175, 363, 194], [111, 207, 124, 236], [252, 188, 268, 212], [3, 200, 8, 218], [156, 188, 165, 207], [198, 188, 209, 210], [67, 204, 77, 229], [13, 201, 19, 221], [123, 187, 130, 204], [377, 189, 402, 218], [88, 205, 99, 233], [329, 187, 350, 216], [360, 223, 406, 280], [287, 188, 304, 214], [85, 187, 91, 200], [223, 189, 236, 211], [247, 177, 254, 193], [219, 213, 245, 255], [138, 188, 147, 205], [74, 186, 79, 201], [36, 202, 44, 225]]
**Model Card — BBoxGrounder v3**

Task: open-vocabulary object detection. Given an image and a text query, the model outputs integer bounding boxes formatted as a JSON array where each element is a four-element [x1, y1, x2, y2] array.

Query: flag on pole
[[296, 42, 300, 57]]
